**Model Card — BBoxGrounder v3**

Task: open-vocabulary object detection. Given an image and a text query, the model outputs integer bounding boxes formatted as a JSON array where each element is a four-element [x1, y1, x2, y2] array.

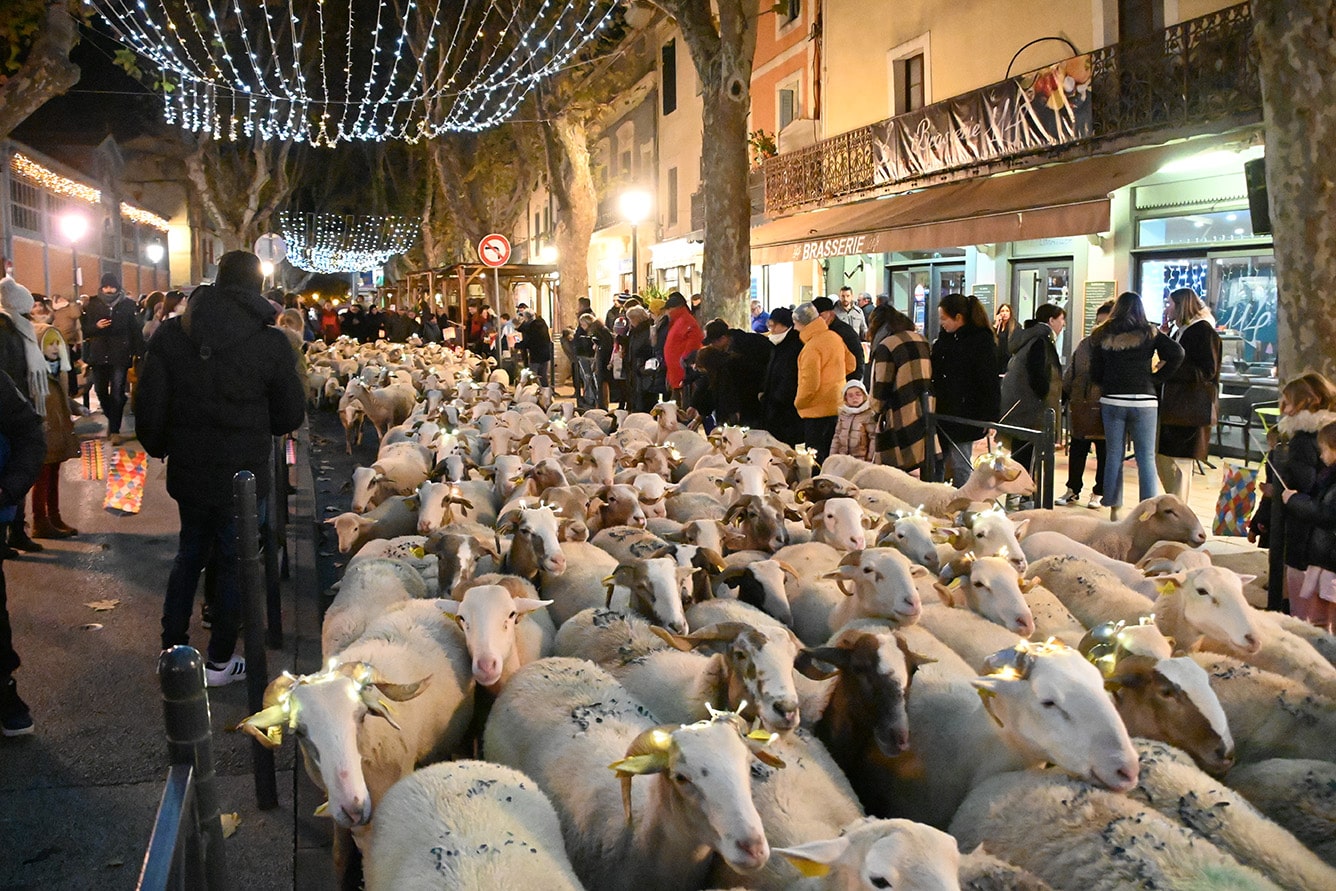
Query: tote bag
[[1213, 461, 1258, 537], [103, 448, 148, 515]]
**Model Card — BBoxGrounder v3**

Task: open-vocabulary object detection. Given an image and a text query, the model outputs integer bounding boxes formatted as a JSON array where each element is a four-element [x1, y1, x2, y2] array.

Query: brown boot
[[30, 468, 59, 540], [45, 465, 77, 537]]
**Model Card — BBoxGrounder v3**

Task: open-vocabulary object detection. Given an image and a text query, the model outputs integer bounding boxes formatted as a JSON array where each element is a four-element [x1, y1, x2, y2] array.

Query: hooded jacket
[[134, 283, 306, 506], [795, 316, 856, 418], [999, 322, 1062, 432]]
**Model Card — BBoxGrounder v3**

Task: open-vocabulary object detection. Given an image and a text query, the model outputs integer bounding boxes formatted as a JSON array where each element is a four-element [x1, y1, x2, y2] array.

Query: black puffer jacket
[[762, 328, 804, 446], [134, 284, 306, 506], [0, 369, 45, 510], [931, 324, 1000, 444]]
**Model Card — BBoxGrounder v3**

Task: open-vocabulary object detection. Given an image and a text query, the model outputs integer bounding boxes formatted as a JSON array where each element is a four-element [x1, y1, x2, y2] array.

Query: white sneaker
[[204, 656, 247, 687], [1055, 488, 1079, 506], [1086, 494, 1103, 510]]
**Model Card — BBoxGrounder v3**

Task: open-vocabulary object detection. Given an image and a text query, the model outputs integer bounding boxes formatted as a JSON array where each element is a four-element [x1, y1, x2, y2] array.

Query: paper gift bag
[[80, 440, 108, 481], [1213, 461, 1258, 538], [103, 448, 148, 515]]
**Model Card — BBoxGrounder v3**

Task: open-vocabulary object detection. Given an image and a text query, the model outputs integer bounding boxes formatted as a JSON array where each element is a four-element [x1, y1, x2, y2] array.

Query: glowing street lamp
[[619, 189, 651, 295], [145, 241, 165, 265], [59, 212, 90, 289], [538, 244, 559, 265], [260, 260, 275, 279]]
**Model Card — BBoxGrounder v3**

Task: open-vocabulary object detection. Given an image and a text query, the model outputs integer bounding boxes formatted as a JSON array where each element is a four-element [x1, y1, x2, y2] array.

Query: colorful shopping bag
[[80, 440, 107, 481], [1213, 461, 1258, 537], [103, 448, 149, 515]]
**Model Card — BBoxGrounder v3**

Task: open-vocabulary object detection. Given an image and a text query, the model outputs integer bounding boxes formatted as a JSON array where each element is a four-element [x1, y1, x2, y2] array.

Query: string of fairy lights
[[10, 153, 171, 232], [88, 0, 622, 146], [279, 211, 418, 274]]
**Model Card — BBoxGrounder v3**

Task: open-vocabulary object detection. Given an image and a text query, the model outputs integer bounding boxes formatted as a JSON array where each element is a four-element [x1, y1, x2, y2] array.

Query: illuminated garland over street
[[10, 153, 171, 232], [279, 211, 418, 273], [90, 0, 621, 145]]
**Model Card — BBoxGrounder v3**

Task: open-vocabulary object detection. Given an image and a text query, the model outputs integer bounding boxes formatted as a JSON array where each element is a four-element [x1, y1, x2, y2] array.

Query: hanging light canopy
[[90, 0, 621, 146], [279, 211, 418, 273]]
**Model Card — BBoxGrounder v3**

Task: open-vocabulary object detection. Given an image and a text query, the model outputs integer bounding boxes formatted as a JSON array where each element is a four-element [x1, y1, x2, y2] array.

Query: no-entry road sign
[[478, 233, 511, 268]]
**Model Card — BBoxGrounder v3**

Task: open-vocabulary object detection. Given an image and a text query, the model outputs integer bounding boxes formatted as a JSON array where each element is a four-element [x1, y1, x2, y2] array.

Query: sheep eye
[[973, 580, 984, 588], [976, 531, 985, 538], [864, 567, 874, 574], [672, 772, 691, 785], [508, 611, 517, 621], [1040, 699, 1057, 709], [870, 879, 892, 890], [896, 532, 905, 539], [1159, 686, 1177, 698]]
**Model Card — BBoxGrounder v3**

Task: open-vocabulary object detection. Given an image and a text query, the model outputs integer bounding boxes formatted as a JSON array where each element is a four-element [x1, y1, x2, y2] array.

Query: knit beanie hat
[[99, 272, 121, 291]]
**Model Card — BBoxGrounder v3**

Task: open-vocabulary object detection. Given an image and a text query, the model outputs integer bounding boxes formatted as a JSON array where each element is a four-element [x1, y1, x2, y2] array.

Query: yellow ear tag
[[410, 546, 426, 559], [784, 857, 833, 878], [313, 801, 330, 817]]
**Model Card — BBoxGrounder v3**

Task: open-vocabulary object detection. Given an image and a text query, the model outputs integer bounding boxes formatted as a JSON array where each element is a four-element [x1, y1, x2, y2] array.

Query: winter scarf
[[840, 380, 873, 416], [0, 276, 49, 415]]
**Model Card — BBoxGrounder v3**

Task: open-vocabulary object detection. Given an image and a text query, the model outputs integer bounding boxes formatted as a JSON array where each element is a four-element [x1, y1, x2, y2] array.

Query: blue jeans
[[1100, 402, 1160, 508], [161, 500, 242, 664]]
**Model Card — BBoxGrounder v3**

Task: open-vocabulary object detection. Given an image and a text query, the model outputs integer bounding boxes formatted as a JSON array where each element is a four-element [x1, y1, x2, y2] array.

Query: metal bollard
[[234, 472, 278, 810], [158, 646, 232, 891], [262, 449, 283, 649], [1040, 408, 1057, 509], [920, 391, 937, 481]]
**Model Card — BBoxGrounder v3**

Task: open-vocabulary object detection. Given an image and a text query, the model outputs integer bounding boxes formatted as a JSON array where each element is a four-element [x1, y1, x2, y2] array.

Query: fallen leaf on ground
[[84, 599, 120, 611], [220, 813, 241, 838]]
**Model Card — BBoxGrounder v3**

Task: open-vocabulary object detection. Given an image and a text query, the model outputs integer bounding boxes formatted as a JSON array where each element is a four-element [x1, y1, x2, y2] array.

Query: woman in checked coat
[[869, 306, 933, 472]]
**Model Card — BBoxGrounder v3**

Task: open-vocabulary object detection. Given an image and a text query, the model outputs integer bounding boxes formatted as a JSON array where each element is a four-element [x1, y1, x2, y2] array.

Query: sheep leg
[[332, 826, 362, 891]]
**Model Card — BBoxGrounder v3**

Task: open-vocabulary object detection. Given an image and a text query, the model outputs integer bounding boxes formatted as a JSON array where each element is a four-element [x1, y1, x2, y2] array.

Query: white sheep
[[1021, 530, 1160, 597], [348, 535, 437, 590], [234, 601, 474, 870], [345, 379, 417, 442], [1190, 652, 1336, 764], [553, 606, 670, 668], [325, 494, 421, 555], [1123, 739, 1336, 890], [863, 640, 1139, 828], [1227, 759, 1336, 866], [417, 479, 498, 532], [949, 768, 1282, 891], [536, 541, 619, 626], [770, 817, 961, 891], [777, 544, 928, 646], [364, 760, 584, 891], [849, 455, 1034, 518], [438, 579, 554, 691], [483, 658, 782, 891], [1012, 494, 1206, 563], [322, 557, 431, 656], [930, 554, 1036, 638]]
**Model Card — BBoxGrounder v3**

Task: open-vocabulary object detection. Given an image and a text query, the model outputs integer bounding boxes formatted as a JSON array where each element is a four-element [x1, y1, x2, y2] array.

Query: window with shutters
[[662, 40, 677, 115]]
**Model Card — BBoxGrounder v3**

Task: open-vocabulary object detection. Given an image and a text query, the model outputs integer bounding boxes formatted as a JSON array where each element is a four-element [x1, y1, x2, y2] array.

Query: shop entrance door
[[1011, 260, 1073, 354], [889, 264, 966, 338]]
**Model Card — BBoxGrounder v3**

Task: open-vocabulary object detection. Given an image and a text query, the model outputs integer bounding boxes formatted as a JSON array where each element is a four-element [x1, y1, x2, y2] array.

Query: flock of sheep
[[236, 337, 1336, 890]]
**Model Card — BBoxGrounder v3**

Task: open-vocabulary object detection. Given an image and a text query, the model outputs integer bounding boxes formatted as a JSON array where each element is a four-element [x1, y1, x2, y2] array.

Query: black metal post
[[920, 390, 937, 481], [1040, 408, 1057, 509], [262, 452, 283, 650], [234, 471, 278, 810], [157, 646, 231, 891]]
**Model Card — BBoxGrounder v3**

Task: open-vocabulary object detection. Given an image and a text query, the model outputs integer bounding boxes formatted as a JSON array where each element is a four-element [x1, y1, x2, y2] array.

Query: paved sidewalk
[[0, 412, 323, 890]]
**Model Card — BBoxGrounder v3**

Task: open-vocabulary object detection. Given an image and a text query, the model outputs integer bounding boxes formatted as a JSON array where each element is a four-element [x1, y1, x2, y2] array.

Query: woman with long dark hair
[[994, 303, 1019, 367], [1089, 291, 1184, 516], [931, 293, 1000, 485]]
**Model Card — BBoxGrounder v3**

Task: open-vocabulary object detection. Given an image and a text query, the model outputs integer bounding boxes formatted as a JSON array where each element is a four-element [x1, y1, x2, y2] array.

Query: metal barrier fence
[[921, 393, 1057, 509], [137, 647, 231, 891], [140, 434, 296, 885]]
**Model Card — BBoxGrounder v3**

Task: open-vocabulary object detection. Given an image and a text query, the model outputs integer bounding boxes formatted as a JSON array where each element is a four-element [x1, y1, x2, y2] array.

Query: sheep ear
[[909, 563, 931, 578], [372, 676, 430, 703], [513, 597, 552, 615], [435, 598, 462, 617], [933, 581, 959, 608], [1236, 574, 1257, 585], [1138, 505, 1156, 522], [1012, 518, 1030, 538], [773, 837, 850, 877], [609, 726, 675, 823], [794, 647, 847, 680]]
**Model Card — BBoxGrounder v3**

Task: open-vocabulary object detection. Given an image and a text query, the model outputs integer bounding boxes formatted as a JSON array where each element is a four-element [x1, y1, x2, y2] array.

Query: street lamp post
[[59, 212, 90, 293], [145, 241, 165, 290], [619, 190, 651, 296]]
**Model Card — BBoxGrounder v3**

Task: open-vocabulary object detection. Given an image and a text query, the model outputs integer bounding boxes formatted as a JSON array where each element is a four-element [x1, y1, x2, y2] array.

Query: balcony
[[763, 2, 1261, 216]]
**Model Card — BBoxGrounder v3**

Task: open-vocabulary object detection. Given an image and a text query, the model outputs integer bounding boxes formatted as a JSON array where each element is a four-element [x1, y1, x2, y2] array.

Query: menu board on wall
[[971, 283, 996, 318], [1083, 281, 1116, 335]]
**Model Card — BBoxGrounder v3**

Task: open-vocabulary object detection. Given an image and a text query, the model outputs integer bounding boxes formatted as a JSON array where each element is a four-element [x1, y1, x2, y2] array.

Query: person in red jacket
[[662, 292, 703, 403]]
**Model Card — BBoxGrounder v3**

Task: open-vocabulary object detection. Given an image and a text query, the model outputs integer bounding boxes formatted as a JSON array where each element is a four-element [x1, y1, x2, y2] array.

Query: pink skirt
[[1300, 566, 1336, 604]]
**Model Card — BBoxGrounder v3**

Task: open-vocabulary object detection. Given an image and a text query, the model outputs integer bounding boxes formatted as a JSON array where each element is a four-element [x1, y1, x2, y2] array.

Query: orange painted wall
[[751, 1, 816, 137]]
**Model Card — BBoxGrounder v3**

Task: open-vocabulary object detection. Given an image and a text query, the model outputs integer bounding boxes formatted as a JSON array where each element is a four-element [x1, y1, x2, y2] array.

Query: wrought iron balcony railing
[[763, 2, 1261, 216]]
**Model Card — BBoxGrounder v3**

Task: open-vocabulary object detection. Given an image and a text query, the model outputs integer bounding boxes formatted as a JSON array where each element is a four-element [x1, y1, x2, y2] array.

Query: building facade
[[1, 140, 172, 298]]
